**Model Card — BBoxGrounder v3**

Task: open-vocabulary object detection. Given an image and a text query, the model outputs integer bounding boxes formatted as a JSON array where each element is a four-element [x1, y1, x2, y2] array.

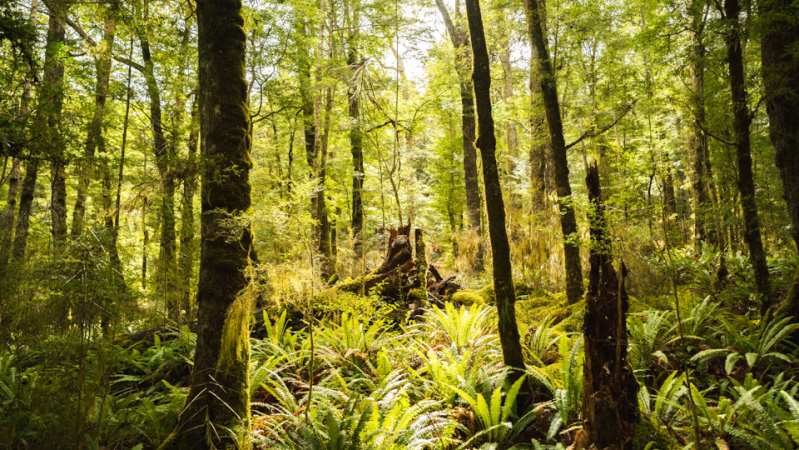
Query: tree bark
[[72, 15, 115, 239], [760, 0, 799, 319], [525, 0, 584, 304], [160, 0, 254, 446], [724, 0, 771, 312], [582, 163, 639, 448], [464, 0, 526, 379]]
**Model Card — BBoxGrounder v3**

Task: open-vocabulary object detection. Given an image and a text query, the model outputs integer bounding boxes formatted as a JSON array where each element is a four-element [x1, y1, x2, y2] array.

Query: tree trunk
[[525, 0, 584, 304], [72, 16, 115, 239], [465, 0, 526, 379], [433, 0, 483, 272], [11, 161, 38, 263], [347, 2, 365, 254], [179, 93, 199, 322], [760, 0, 799, 319], [44, 2, 68, 247], [160, 0, 254, 446], [140, 24, 179, 321], [528, 25, 548, 219], [582, 163, 639, 448], [0, 0, 40, 272], [724, 0, 771, 312], [0, 160, 21, 272], [688, 0, 712, 250]]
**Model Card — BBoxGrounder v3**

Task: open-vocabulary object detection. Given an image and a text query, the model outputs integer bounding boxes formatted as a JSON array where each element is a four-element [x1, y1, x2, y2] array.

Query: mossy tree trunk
[[723, 0, 771, 313], [582, 163, 639, 448], [760, 0, 799, 320], [464, 0, 526, 379], [525, 0, 584, 304], [160, 0, 254, 447]]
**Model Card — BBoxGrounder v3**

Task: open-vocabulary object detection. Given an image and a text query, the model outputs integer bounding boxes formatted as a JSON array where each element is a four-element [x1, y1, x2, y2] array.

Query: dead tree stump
[[582, 163, 639, 449]]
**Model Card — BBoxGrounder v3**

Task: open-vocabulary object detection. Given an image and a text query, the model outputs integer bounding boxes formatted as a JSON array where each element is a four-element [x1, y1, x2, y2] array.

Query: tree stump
[[581, 163, 639, 449]]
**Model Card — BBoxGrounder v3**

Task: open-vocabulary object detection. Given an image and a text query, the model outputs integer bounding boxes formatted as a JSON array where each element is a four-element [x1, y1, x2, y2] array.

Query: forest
[[0, 0, 798, 447]]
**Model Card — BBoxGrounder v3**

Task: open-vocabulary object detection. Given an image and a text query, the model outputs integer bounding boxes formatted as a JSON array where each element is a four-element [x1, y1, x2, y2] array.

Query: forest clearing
[[1, 0, 799, 447]]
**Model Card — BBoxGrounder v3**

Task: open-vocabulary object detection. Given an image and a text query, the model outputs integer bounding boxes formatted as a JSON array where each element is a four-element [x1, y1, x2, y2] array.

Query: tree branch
[[65, 14, 144, 73], [565, 103, 635, 150], [694, 118, 735, 145]]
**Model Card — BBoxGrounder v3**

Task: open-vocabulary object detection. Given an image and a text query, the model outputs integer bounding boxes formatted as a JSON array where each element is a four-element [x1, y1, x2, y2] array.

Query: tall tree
[[525, 0, 584, 304], [160, 0, 254, 445], [46, 0, 68, 247], [346, 0, 365, 254], [687, 0, 713, 250], [434, 0, 483, 271], [760, 0, 799, 319], [464, 0, 525, 378], [71, 12, 115, 238], [179, 93, 199, 321], [136, 5, 179, 321], [0, 0, 39, 274], [723, 0, 771, 312]]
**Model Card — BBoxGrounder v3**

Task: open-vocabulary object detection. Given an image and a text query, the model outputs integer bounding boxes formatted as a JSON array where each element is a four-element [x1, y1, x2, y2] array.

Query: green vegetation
[[1, 0, 799, 447]]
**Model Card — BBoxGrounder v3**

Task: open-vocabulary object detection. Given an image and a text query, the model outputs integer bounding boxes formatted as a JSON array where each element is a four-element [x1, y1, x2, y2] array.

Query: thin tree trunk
[[688, 0, 712, 250], [464, 0, 526, 379], [12, 159, 39, 263], [140, 24, 178, 321], [161, 0, 254, 445], [724, 0, 771, 312], [346, 0, 364, 253], [46, 2, 68, 247], [0, 0, 40, 272], [179, 94, 199, 323], [760, 0, 799, 319], [72, 16, 115, 238], [525, 0, 584, 304], [0, 160, 21, 272], [434, 0, 483, 271]]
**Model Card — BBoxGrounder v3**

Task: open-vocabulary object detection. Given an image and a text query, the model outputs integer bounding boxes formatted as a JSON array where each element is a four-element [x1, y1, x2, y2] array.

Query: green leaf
[[725, 353, 742, 375]]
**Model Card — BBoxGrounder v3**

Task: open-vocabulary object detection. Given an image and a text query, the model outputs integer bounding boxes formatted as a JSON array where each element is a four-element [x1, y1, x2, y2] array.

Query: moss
[[631, 418, 681, 450], [337, 272, 383, 294], [477, 284, 495, 302], [216, 286, 253, 439], [407, 288, 427, 303], [451, 290, 486, 306]]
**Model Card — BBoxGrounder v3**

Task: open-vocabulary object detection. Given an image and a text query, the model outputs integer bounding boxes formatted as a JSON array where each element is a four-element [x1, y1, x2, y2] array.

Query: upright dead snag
[[582, 163, 639, 448]]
